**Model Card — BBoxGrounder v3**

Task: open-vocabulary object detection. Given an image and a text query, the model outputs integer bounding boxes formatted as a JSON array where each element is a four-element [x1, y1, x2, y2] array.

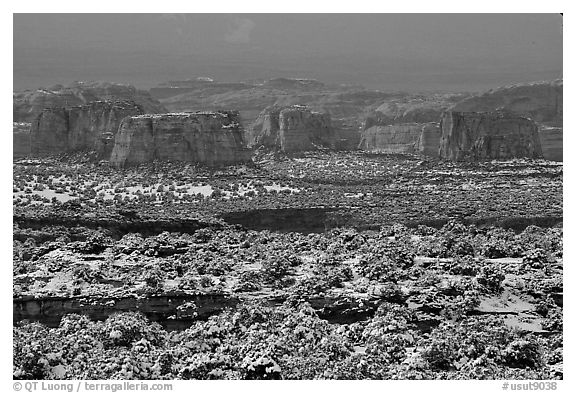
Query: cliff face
[[417, 123, 442, 157], [439, 111, 543, 161], [279, 106, 335, 152], [363, 93, 468, 128], [247, 105, 335, 152], [246, 106, 282, 148], [13, 122, 32, 158], [110, 111, 252, 167], [30, 101, 143, 157], [538, 127, 563, 162], [359, 123, 440, 156], [450, 80, 562, 127], [14, 81, 166, 123]]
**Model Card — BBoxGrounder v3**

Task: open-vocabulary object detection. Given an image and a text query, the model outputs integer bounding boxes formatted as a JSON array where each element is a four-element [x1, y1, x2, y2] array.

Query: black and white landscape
[[12, 13, 563, 380]]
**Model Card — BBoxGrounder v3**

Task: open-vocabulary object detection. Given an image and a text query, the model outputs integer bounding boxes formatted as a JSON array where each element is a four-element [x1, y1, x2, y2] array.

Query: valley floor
[[13, 152, 563, 380]]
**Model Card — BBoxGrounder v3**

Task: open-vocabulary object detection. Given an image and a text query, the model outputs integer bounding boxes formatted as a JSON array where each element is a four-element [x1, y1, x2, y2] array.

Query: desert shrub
[[415, 225, 437, 236], [419, 317, 515, 372], [143, 267, 165, 290], [233, 271, 263, 292], [476, 227, 523, 258], [260, 256, 291, 283], [503, 338, 543, 369], [518, 226, 563, 256], [70, 232, 112, 254], [379, 223, 410, 238], [384, 239, 416, 268], [475, 264, 505, 293], [183, 253, 234, 276], [541, 308, 562, 331], [522, 248, 552, 269], [357, 254, 399, 282], [102, 312, 165, 348], [13, 322, 53, 379], [192, 227, 216, 243], [446, 255, 480, 276], [416, 233, 474, 258], [71, 264, 103, 285]]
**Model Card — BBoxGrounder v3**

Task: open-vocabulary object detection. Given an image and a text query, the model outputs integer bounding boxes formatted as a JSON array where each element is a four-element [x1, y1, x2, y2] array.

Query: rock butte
[[110, 111, 252, 167], [13, 79, 563, 162], [359, 123, 441, 157], [247, 105, 335, 152], [30, 100, 144, 158], [439, 111, 543, 161]]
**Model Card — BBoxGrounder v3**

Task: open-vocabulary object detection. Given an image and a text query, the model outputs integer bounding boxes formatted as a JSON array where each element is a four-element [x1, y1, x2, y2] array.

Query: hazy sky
[[13, 14, 563, 92]]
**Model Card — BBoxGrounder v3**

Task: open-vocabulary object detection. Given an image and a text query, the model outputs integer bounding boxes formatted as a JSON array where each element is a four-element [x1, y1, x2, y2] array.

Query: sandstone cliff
[[110, 111, 252, 167], [450, 80, 562, 127], [538, 127, 563, 162], [439, 111, 542, 161], [362, 93, 468, 128], [30, 100, 144, 157], [359, 123, 440, 156], [247, 105, 335, 152], [13, 122, 31, 158], [14, 81, 166, 123]]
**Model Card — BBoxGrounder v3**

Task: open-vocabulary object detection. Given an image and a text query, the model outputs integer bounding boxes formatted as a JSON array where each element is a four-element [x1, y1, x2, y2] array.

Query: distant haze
[[13, 13, 563, 92]]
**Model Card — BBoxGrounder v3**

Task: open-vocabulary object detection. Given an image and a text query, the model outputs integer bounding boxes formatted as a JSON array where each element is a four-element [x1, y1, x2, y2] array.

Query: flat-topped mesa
[[110, 111, 252, 167], [358, 123, 441, 157], [247, 105, 335, 152], [30, 100, 144, 157], [439, 111, 543, 161]]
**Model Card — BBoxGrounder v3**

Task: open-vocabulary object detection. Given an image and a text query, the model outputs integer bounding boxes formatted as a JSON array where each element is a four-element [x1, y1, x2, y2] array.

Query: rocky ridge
[[450, 79, 562, 127], [14, 81, 166, 123]]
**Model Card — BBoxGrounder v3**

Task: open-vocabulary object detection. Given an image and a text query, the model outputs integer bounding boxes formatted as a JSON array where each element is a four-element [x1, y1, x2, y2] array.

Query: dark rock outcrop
[[439, 111, 543, 161], [450, 80, 562, 127], [30, 100, 144, 157], [13, 122, 31, 158], [14, 81, 166, 123], [247, 105, 335, 152], [110, 111, 252, 167], [359, 123, 440, 157]]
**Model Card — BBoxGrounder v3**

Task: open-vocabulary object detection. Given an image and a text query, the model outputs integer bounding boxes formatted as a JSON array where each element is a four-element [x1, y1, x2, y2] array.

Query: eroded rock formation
[[359, 123, 440, 156], [363, 94, 468, 128], [30, 101, 144, 157], [450, 80, 562, 127], [13, 122, 31, 158], [538, 127, 563, 162], [439, 111, 543, 160], [247, 105, 335, 152], [279, 106, 335, 152], [110, 111, 252, 167], [14, 81, 166, 123]]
